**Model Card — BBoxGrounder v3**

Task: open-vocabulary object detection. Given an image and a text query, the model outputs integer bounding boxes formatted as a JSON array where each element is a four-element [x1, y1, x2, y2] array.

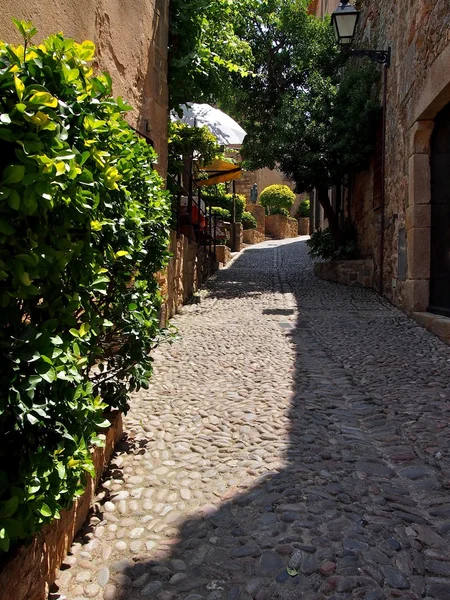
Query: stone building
[[0, 0, 169, 175], [348, 1, 450, 317]]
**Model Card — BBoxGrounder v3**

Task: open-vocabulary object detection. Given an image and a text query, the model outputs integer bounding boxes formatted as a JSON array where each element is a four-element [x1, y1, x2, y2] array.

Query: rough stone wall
[[265, 215, 299, 240], [0, 0, 169, 176], [158, 231, 218, 322], [350, 0, 450, 307], [314, 259, 374, 289], [243, 229, 266, 245]]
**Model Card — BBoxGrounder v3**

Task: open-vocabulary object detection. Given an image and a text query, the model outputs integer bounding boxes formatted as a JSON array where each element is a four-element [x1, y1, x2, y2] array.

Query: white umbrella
[[172, 103, 247, 146]]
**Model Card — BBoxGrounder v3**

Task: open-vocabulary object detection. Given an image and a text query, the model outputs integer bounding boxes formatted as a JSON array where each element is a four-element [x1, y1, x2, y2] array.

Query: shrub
[[211, 206, 231, 220], [259, 184, 295, 216], [270, 207, 290, 217], [241, 211, 257, 230], [0, 22, 170, 551], [306, 222, 358, 260], [202, 187, 245, 222], [296, 199, 310, 218]]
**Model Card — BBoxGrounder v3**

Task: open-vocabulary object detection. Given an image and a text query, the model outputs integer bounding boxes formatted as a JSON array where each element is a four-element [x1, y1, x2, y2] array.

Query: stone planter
[[298, 217, 310, 236], [265, 215, 299, 240], [314, 259, 374, 289], [0, 412, 123, 600], [243, 229, 266, 245]]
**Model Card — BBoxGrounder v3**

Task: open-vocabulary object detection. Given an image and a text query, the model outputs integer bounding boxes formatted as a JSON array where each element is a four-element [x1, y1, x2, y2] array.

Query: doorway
[[429, 102, 450, 316]]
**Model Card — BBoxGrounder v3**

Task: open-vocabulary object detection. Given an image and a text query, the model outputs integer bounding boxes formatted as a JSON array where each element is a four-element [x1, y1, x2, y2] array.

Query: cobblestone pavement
[[52, 237, 450, 600]]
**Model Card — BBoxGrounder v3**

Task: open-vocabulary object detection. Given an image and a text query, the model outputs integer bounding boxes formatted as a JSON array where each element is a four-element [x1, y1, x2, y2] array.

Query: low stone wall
[[314, 259, 374, 289], [245, 204, 265, 234], [215, 244, 232, 265], [0, 413, 123, 600], [243, 229, 266, 245], [298, 217, 310, 236], [265, 215, 299, 240], [157, 231, 219, 321]]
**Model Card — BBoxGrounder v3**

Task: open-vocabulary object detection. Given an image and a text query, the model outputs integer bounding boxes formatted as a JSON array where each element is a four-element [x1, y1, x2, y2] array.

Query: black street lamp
[[331, 0, 390, 66]]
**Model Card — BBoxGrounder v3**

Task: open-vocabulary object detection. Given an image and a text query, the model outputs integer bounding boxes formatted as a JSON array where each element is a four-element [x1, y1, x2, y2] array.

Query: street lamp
[[331, 0, 359, 47], [331, 0, 390, 66]]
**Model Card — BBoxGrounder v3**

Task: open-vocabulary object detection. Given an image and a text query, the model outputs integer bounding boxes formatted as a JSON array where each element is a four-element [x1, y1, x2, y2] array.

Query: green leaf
[[28, 91, 58, 108], [69, 328, 80, 338], [14, 75, 25, 101], [0, 497, 19, 519], [2, 164, 25, 185], [38, 503, 52, 518], [0, 219, 15, 236], [7, 190, 20, 210], [79, 323, 90, 337]]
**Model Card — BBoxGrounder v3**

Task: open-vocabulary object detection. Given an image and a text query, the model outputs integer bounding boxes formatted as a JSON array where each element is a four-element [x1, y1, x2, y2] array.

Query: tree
[[168, 0, 255, 109], [226, 0, 380, 242]]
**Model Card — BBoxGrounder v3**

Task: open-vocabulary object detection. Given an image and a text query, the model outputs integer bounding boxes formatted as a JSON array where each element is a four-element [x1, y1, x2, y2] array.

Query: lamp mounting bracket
[[345, 47, 391, 67]]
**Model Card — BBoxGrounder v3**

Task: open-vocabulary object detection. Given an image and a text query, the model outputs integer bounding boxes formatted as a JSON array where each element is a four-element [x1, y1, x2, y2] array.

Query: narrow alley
[[54, 238, 450, 600]]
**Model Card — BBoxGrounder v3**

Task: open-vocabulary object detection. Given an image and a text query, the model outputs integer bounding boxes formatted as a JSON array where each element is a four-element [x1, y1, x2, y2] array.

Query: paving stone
[[380, 566, 410, 589]]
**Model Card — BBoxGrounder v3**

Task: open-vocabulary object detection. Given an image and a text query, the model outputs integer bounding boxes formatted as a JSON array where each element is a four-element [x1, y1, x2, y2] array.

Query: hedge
[[0, 21, 170, 551]]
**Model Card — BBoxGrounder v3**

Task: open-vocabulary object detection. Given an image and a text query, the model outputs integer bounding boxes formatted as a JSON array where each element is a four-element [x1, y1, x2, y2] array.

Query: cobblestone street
[[53, 237, 450, 600]]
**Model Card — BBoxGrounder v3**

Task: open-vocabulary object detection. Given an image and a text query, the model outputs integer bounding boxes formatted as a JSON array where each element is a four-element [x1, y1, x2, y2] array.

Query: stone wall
[[245, 204, 265, 234], [0, 0, 169, 176], [157, 231, 218, 322], [0, 413, 123, 600], [265, 215, 299, 240], [243, 229, 266, 245], [215, 244, 232, 266], [314, 259, 374, 289], [349, 0, 450, 311]]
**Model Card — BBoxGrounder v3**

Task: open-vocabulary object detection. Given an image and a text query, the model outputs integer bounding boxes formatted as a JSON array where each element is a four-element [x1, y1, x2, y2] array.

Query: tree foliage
[[168, 0, 254, 109], [259, 184, 295, 215], [0, 22, 170, 551], [224, 1, 380, 236]]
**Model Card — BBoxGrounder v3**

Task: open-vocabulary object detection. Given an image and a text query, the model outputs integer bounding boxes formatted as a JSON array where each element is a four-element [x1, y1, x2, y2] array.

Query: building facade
[[350, 1, 450, 315], [0, 0, 169, 175]]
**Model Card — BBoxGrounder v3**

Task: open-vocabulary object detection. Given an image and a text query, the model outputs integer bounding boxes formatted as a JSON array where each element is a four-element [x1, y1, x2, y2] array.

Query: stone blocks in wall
[[407, 227, 431, 280], [265, 215, 299, 240], [246, 205, 265, 234], [314, 259, 374, 289], [159, 230, 218, 321], [215, 245, 231, 265], [243, 229, 266, 245]]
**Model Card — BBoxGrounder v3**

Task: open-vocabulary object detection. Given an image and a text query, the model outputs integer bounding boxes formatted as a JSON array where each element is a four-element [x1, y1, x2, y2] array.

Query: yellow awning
[[195, 159, 242, 187]]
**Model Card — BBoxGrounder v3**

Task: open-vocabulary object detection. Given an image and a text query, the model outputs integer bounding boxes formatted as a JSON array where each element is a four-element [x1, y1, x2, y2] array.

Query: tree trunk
[[317, 186, 341, 245]]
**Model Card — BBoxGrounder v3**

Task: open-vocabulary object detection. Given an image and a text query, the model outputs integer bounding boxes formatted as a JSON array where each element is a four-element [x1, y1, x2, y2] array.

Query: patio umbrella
[[172, 103, 247, 146], [195, 158, 242, 187]]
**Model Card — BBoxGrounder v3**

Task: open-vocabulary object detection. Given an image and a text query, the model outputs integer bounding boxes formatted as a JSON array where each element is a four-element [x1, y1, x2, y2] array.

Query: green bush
[[241, 211, 257, 230], [259, 184, 295, 216], [270, 207, 290, 217], [296, 199, 310, 218], [0, 22, 170, 551], [306, 223, 358, 260], [202, 187, 245, 222], [211, 206, 231, 220]]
